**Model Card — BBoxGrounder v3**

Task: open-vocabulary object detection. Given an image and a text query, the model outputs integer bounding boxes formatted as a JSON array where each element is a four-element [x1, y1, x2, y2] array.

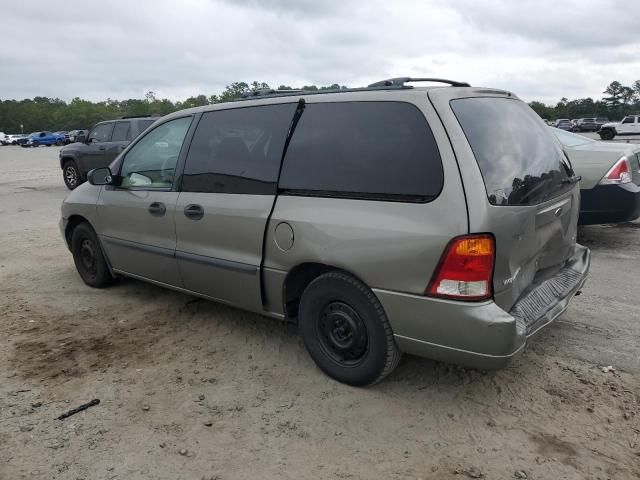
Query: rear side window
[[138, 119, 155, 133], [451, 98, 572, 206], [181, 103, 297, 194], [279, 102, 443, 201], [111, 121, 130, 142]]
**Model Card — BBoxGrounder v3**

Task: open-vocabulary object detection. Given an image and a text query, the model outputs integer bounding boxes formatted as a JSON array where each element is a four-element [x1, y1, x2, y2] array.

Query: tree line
[[1, 80, 638, 134], [529, 80, 640, 121]]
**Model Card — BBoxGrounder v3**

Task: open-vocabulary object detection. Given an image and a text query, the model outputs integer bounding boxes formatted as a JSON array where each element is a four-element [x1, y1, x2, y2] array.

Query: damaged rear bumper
[[374, 244, 590, 370]]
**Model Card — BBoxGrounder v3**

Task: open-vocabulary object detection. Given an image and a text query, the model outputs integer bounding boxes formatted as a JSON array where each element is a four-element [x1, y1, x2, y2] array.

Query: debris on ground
[[56, 399, 100, 420]]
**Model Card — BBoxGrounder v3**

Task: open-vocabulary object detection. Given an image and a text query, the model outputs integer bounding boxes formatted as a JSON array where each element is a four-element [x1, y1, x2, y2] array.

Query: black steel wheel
[[599, 128, 615, 141], [316, 301, 369, 366], [71, 222, 113, 288], [298, 271, 401, 386]]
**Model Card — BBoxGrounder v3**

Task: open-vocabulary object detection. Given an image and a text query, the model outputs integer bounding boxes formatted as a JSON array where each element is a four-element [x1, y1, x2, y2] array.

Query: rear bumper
[[579, 183, 640, 225], [374, 244, 590, 370]]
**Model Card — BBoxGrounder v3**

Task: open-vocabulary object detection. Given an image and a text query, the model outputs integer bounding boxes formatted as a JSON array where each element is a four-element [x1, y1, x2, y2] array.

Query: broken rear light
[[599, 156, 631, 185], [427, 234, 495, 301]]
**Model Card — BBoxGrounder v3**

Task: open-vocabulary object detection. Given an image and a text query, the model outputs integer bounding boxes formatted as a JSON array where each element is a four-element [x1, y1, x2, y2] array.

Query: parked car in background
[[551, 127, 640, 224], [54, 131, 71, 144], [594, 117, 609, 130], [68, 129, 88, 143], [59, 116, 157, 189], [16, 135, 30, 146], [5, 134, 28, 145], [23, 131, 66, 147], [573, 118, 597, 132], [60, 79, 589, 385], [0, 132, 6, 145], [599, 115, 640, 140], [555, 119, 572, 130]]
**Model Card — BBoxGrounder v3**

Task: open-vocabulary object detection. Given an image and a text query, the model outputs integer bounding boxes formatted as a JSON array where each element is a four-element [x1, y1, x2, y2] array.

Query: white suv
[[599, 115, 640, 140]]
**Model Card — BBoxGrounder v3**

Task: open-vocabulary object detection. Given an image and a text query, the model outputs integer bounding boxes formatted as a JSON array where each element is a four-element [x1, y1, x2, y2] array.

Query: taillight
[[599, 156, 631, 185], [427, 234, 495, 301]]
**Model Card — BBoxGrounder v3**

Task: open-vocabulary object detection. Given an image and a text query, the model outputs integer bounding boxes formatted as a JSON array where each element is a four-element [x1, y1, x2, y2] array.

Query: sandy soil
[[1, 145, 639, 480]]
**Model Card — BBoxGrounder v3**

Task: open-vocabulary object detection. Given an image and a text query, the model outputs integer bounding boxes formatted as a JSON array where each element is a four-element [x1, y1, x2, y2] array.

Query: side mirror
[[87, 167, 113, 186], [76, 135, 87, 143]]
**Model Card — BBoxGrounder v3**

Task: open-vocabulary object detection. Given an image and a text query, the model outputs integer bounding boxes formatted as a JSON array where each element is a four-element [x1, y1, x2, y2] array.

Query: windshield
[[451, 97, 572, 206], [550, 127, 594, 147]]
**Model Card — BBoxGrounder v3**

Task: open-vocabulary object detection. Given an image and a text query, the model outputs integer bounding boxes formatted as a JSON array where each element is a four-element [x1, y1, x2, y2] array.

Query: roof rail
[[120, 114, 159, 119], [367, 77, 471, 88], [241, 88, 307, 98]]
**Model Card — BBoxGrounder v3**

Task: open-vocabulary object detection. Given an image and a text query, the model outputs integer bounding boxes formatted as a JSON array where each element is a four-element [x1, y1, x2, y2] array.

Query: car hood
[[601, 122, 620, 128], [61, 142, 87, 153], [565, 141, 640, 189]]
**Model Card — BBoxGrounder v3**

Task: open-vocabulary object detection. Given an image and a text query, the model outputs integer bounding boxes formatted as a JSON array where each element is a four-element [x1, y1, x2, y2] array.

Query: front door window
[[119, 116, 192, 189]]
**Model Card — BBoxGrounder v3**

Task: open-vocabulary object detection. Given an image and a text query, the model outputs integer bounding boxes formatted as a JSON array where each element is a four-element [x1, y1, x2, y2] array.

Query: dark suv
[[59, 116, 157, 189]]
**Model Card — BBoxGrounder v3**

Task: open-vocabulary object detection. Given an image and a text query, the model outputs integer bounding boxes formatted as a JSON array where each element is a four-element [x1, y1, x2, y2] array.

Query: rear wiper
[[561, 175, 582, 185]]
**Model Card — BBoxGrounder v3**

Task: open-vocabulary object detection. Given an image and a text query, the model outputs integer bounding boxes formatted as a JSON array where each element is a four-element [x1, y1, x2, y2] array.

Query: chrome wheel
[[65, 165, 78, 188]]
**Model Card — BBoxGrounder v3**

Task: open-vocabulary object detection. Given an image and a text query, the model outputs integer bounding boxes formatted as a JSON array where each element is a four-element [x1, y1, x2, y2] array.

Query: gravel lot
[[1, 145, 639, 480]]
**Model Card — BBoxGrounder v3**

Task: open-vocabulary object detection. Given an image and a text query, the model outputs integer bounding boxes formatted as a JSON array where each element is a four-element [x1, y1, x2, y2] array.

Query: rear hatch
[[429, 89, 581, 312]]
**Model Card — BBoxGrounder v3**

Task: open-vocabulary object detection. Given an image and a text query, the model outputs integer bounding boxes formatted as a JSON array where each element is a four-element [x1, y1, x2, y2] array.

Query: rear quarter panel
[[262, 90, 468, 314]]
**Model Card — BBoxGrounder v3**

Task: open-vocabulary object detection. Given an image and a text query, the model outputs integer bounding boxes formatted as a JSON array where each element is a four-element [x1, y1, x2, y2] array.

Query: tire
[[71, 222, 113, 288], [599, 129, 615, 140], [62, 160, 81, 190], [32, 141, 39, 147], [46, 143, 52, 147], [298, 271, 401, 386], [55, 140, 63, 146]]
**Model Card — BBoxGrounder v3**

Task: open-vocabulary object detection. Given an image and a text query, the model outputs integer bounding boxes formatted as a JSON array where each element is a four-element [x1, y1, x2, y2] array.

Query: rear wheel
[[71, 222, 113, 288], [298, 271, 401, 386], [62, 160, 82, 190], [599, 128, 615, 140]]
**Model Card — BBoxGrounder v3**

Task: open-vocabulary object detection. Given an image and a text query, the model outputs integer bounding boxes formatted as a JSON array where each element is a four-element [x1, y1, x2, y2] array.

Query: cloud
[[0, 0, 638, 104]]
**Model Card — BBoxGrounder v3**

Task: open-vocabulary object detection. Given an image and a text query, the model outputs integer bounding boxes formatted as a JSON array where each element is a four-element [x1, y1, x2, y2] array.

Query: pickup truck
[[59, 116, 157, 189], [23, 131, 66, 147], [599, 115, 640, 140]]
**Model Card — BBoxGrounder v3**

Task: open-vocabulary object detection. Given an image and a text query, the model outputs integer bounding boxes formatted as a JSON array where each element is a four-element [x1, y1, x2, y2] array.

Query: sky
[[1, 0, 639, 105]]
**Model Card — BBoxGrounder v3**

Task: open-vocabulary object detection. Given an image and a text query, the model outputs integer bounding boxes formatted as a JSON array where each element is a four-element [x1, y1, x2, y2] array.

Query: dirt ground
[[1, 145, 639, 480]]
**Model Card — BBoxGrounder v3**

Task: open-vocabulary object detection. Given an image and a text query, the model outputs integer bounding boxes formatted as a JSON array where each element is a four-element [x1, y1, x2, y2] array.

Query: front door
[[97, 116, 194, 285], [174, 103, 298, 312], [102, 120, 131, 164], [85, 122, 114, 171]]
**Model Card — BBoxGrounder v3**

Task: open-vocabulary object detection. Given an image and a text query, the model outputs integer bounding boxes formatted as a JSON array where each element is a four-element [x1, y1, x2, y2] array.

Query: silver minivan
[[60, 78, 590, 386]]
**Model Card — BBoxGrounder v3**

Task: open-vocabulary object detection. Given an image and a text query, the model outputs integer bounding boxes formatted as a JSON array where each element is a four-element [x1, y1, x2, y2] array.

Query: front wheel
[[599, 129, 615, 140], [298, 271, 401, 386], [62, 160, 82, 190], [55, 140, 63, 146], [71, 222, 113, 288], [32, 141, 39, 147]]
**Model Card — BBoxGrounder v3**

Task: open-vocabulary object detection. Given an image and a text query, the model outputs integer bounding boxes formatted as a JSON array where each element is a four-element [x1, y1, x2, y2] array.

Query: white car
[[0, 132, 7, 145], [5, 134, 27, 145], [599, 114, 640, 140]]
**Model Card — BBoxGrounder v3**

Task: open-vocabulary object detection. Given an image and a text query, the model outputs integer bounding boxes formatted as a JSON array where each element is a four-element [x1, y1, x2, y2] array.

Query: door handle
[[148, 202, 166, 217], [184, 204, 204, 220]]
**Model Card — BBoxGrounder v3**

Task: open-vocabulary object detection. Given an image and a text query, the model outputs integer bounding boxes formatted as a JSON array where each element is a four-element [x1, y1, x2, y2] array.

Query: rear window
[[279, 102, 443, 201], [451, 97, 572, 206]]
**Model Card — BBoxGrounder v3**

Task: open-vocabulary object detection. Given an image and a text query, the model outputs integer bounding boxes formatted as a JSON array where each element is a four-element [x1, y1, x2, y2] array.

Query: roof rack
[[367, 77, 471, 88], [241, 88, 307, 98]]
